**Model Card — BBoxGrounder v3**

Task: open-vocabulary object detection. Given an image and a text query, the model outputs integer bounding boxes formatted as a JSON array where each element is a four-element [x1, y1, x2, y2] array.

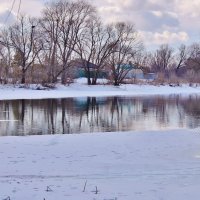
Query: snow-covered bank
[[0, 129, 200, 200], [0, 79, 200, 100]]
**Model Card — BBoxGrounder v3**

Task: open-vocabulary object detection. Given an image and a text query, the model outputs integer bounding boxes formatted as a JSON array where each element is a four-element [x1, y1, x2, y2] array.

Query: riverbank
[[0, 129, 200, 200], [0, 78, 200, 100]]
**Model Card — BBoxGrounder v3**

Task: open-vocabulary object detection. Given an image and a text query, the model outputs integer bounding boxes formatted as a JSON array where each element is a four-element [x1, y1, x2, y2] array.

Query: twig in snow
[[92, 186, 99, 194], [82, 180, 87, 192], [46, 186, 53, 192]]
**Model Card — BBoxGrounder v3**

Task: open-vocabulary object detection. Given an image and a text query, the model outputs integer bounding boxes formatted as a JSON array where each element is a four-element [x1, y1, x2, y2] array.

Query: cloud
[[139, 31, 189, 46], [0, 9, 17, 27], [0, 0, 44, 26], [0, 0, 44, 17], [175, 0, 200, 17], [0, 1, 10, 13], [0, 0, 199, 48], [95, 0, 180, 32], [151, 10, 163, 17], [140, 11, 179, 31], [173, 0, 200, 33], [94, 0, 199, 47]]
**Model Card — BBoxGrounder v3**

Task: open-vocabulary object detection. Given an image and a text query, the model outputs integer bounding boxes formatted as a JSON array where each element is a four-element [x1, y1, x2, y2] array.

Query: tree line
[[0, 0, 199, 86]]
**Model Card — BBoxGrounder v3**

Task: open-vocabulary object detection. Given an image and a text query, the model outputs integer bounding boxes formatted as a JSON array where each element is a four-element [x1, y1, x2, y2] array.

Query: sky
[[0, 0, 200, 50]]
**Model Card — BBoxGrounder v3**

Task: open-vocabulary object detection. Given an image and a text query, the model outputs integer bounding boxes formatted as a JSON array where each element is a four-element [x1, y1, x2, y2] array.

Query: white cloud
[[94, 0, 199, 47], [0, 3, 7, 13], [0, 0, 44, 26], [151, 10, 163, 17], [0, 9, 16, 25], [0, 0, 199, 48], [97, 0, 132, 8], [139, 31, 189, 46], [0, 0, 43, 17], [175, 0, 200, 17], [98, 6, 121, 13], [150, 10, 178, 19]]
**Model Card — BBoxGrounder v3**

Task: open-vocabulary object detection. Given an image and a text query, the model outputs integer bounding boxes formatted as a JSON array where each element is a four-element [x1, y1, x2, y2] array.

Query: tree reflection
[[0, 95, 199, 136]]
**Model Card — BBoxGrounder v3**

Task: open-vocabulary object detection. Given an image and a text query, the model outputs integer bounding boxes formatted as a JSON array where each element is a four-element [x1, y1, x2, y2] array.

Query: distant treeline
[[0, 0, 199, 86]]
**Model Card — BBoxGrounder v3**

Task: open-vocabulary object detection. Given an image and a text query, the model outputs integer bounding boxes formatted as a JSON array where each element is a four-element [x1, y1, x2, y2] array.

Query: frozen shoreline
[[0, 78, 200, 100], [1, 78, 200, 199], [0, 129, 200, 200]]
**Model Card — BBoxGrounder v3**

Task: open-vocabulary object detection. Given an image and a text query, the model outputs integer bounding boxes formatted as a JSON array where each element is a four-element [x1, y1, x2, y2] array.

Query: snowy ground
[[0, 129, 200, 200], [0, 78, 200, 100], [1, 79, 200, 199]]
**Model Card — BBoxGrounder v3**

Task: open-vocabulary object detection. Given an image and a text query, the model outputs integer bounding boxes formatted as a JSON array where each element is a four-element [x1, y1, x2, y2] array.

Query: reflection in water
[[0, 95, 200, 136]]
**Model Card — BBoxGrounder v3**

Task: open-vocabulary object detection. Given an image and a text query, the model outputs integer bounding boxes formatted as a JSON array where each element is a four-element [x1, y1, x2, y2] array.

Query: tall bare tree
[[39, 5, 60, 83], [151, 44, 174, 72], [40, 0, 95, 84], [132, 51, 152, 72], [107, 22, 143, 86], [76, 17, 117, 85], [7, 16, 43, 84], [0, 29, 13, 83], [175, 44, 188, 72], [187, 43, 200, 72]]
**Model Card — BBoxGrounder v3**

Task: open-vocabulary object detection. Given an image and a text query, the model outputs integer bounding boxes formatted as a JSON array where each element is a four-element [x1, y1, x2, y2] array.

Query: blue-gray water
[[0, 95, 200, 136]]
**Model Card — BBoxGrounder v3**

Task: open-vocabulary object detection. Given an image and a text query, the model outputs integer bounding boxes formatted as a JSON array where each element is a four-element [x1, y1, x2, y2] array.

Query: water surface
[[0, 95, 200, 136]]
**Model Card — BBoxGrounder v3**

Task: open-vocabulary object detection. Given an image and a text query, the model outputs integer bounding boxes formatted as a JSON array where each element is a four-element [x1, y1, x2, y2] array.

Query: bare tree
[[40, 0, 95, 84], [7, 16, 43, 84], [184, 43, 200, 82], [187, 43, 200, 72], [107, 22, 143, 86], [175, 44, 188, 72], [0, 29, 13, 83], [151, 44, 174, 72], [76, 17, 117, 85], [39, 5, 60, 83], [132, 51, 152, 73]]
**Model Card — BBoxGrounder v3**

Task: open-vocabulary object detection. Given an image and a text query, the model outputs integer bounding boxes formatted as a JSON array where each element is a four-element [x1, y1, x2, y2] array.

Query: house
[[122, 64, 156, 80], [69, 59, 107, 79], [125, 68, 144, 79], [68, 60, 156, 81], [114, 63, 143, 79]]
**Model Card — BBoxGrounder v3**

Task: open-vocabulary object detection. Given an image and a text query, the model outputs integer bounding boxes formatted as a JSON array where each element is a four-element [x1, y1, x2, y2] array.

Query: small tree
[[185, 43, 200, 83], [187, 43, 200, 72], [175, 44, 188, 72], [151, 44, 174, 72], [0, 29, 13, 83], [76, 17, 117, 85], [8, 16, 43, 84], [107, 22, 142, 86]]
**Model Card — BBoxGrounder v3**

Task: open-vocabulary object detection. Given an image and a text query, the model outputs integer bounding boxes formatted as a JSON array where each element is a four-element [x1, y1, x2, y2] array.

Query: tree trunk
[[61, 69, 67, 84], [21, 68, 26, 84], [87, 77, 91, 85], [91, 79, 97, 85], [86, 70, 91, 85], [91, 72, 98, 85], [114, 78, 119, 86]]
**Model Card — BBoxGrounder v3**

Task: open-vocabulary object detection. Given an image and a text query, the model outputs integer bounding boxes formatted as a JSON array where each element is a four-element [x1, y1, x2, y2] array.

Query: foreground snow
[[0, 78, 200, 100], [0, 129, 200, 200]]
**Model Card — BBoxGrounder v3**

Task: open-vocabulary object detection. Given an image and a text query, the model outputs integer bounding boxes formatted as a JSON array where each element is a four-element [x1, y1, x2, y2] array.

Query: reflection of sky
[[0, 95, 199, 136], [130, 105, 185, 131]]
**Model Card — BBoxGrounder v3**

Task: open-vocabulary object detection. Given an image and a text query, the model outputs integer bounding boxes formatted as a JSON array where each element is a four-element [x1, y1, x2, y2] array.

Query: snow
[[1, 79, 200, 199], [0, 129, 200, 200], [0, 78, 200, 100]]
